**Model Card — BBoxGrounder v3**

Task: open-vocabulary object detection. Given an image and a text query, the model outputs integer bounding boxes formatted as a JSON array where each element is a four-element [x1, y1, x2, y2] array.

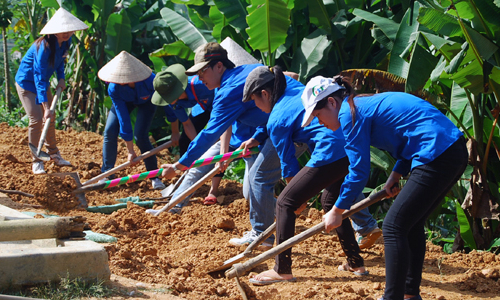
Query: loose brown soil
[[1, 122, 500, 300]]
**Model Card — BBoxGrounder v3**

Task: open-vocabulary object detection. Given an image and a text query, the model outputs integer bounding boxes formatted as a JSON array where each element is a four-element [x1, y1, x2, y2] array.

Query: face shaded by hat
[[151, 64, 188, 106], [40, 7, 88, 35], [242, 66, 275, 103], [185, 42, 234, 75], [301, 76, 345, 127], [97, 51, 152, 84]]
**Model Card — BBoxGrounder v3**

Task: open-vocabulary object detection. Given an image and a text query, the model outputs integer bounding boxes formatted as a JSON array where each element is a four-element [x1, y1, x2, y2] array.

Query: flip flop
[[338, 262, 369, 276], [203, 195, 217, 205], [249, 276, 297, 286]]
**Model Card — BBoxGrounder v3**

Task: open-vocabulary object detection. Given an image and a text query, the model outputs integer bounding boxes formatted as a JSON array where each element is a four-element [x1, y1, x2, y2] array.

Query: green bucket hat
[[152, 64, 188, 106]]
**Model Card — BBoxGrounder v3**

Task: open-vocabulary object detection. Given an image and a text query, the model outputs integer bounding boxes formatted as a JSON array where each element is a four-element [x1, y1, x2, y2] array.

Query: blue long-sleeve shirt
[[336, 92, 463, 210], [162, 75, 215, 123], [108, 73, 155, 141], [179, 64, 269, 166], [15, 37, 70, 104], [268, 77, 347, 178]]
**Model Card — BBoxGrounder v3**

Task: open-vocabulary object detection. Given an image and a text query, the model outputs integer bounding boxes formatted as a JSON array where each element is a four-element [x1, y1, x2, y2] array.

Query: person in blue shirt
[[97, 51, 165, 190], [160, 42, 281, 249], [152, 64, 224, 206], [241, 66, 369, 285], [302, 76, 468, 300], [14, 8, 88, 174]]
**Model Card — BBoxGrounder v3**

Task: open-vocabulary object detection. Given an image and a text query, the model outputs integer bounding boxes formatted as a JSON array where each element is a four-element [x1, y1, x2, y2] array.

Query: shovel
[[225, 189, 391, 279], [82, 140, 174, 186], [50, 172, 88, 209], [160, 172, 187, 198], [73, 147, 259, 194], [208, 222, 277, 273], [29, 87, 62, 161], [145, 166, 221, 216]]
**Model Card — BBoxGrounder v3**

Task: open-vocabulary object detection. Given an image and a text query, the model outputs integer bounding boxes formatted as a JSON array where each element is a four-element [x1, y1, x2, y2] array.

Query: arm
[[324, 110, 372, 232], [181, 118, 197, 141], [33, 42, 51, 106], [55, 47, 66, 91], [171, 120, 181, 146]]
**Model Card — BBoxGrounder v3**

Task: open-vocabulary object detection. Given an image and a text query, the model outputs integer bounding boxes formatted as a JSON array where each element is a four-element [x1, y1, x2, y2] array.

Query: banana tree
[[0, 0, 12, 111]]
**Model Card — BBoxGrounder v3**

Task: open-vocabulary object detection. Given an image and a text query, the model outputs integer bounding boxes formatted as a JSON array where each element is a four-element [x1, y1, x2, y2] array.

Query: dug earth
[[1, 123, 499, 300]]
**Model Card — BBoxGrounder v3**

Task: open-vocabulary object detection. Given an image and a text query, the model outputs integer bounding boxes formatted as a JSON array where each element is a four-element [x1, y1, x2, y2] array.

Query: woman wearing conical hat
[[15, 7, 88, 174], [97, 51, 165, 190]]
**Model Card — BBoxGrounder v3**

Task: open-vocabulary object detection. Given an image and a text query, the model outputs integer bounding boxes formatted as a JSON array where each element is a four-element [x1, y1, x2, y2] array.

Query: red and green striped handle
[[74, 147, 259, 193]]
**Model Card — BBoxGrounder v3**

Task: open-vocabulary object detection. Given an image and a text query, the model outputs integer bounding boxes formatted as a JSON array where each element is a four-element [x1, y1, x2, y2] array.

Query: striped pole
[[189, 147, 259, 168], [74, 147, 259, 194]]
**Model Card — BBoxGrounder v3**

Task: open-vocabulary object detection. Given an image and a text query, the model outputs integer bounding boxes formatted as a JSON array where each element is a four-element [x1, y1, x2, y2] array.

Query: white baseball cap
[[301, 76, 345, 127]]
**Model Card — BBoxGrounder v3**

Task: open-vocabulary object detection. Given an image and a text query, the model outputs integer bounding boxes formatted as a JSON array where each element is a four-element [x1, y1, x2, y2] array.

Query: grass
[[2, 275, 117, 299]]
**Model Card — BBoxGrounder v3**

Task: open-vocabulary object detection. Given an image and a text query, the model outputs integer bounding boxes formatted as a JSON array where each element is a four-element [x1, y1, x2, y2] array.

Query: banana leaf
[[105, 10, 132, 59], [455, 200, 477, 250]]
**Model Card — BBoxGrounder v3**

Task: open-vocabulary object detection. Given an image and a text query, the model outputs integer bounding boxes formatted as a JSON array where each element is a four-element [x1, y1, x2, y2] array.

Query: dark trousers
[[178, 110, 211, 156], [177, 110, 225, 178], [274, 156, 364, 274], [383, 136, 468, 299]]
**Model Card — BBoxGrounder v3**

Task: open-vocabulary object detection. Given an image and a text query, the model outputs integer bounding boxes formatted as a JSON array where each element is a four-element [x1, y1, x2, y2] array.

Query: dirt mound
[[1, 122, 500, 300]]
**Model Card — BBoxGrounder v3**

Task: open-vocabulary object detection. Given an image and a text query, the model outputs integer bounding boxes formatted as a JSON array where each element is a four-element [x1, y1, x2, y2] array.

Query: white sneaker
[[228, 230, 273, 250], [32, 161, 46, 174], [151, 177, 166, 190], [50, 151, 71, 166]]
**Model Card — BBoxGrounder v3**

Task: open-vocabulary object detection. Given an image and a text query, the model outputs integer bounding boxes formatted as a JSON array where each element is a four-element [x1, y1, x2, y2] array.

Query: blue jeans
[[245, 138, 282, 243], [171, 141, 230, 208], [102, 102, 158, 173], [350, 193, 379, 236]]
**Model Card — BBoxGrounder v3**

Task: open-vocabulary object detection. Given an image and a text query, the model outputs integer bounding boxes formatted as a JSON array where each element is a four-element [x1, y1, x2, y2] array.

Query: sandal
[[338, 262, 369, 276], [203, 195, 217, 205]]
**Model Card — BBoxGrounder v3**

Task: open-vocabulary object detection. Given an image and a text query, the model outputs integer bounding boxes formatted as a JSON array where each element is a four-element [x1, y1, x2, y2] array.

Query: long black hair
[[252, 65, 287, 109], [314, 75, 357, 125], [35, 35, 58, 67]]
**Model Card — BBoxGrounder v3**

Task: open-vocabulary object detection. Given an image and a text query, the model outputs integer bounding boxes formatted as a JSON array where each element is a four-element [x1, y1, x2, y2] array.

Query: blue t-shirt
[[108, 73, 155, 141], [15, 37, 71, 104], [336, 92, 464, 209], [163, 75, 215, 123], [268, 77, 347, 178], [179, 64, 269, 166]]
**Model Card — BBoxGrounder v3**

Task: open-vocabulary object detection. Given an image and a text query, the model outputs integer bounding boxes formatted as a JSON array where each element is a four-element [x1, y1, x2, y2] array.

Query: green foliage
[[3, 275, 115, 299], [0, 105, 28, 127]]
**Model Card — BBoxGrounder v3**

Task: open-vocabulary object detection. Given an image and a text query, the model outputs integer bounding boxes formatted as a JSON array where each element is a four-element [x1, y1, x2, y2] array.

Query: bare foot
[[253, 269, 294, 282]]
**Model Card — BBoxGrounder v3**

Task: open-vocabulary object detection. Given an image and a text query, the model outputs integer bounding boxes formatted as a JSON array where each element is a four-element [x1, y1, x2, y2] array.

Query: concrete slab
[[0, 238, 111, 289], [0, 203, 32, 220], [0, 203, 111, 289]]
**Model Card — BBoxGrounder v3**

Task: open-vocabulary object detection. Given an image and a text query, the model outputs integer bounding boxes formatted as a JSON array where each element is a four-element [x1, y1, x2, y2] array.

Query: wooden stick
[[36, 87, 62, 157], [82, 140, 174, 186], [152, 167, 221, 216], [225, 189, 389, 279], [0, 189, 35, 198]]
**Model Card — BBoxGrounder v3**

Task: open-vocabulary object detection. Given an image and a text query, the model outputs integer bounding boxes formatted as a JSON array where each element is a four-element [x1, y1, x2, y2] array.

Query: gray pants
[[15, 83, 59, 161]]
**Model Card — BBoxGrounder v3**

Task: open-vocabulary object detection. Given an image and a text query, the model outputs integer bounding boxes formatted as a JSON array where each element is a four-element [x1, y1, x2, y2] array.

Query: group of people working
[[14, 7, 468, 300]]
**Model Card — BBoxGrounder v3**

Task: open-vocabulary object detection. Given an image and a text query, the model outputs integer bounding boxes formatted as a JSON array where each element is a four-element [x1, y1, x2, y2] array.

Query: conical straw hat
[[98, 51, 152, 84], [40, 7, 88, 35], [220, 37, 259, 66]]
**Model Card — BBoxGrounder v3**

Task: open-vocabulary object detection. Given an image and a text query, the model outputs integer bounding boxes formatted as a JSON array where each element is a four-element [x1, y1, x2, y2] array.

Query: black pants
[[274, 156, 364, 274], [383, 136, 468, 299]]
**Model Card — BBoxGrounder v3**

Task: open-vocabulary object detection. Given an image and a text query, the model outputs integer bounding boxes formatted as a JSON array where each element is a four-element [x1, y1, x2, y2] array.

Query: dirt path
[[1, 123, 499, 300]]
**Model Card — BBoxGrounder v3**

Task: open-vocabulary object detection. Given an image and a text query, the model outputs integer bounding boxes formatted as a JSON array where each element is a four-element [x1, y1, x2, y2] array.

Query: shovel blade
[[51, 172, 88, 209], [160, 184, 175, 197], [29, 143, 50, 161], [208, 253, 247, 273]]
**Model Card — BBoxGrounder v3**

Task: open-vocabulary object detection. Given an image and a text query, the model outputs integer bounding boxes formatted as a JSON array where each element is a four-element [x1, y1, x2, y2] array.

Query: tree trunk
[[2, 27, 10, 111]]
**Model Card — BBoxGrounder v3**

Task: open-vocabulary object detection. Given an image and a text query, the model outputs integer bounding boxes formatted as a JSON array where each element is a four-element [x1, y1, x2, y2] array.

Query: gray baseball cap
[[242, 66, 275, 103]]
